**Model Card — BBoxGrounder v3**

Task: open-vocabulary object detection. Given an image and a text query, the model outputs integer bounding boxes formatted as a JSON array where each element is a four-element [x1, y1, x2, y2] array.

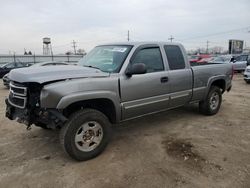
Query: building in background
[[229, 39, 244, 54]]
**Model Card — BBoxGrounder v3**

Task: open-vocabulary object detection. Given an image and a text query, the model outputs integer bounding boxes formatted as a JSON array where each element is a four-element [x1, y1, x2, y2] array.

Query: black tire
[[199, 86, 222, 115], [59, 109, 111, 161]]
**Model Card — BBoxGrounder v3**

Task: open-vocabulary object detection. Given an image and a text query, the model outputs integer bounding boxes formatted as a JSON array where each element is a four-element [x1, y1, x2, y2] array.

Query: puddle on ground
[[162, 137, 206, 170]]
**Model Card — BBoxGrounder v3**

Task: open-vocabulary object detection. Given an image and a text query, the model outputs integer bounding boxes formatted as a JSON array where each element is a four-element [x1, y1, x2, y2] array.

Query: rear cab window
[[164, 45, 186, 70]]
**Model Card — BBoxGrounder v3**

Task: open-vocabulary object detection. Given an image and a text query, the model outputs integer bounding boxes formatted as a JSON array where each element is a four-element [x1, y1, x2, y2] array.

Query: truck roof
[[99, 41, 182, 47]]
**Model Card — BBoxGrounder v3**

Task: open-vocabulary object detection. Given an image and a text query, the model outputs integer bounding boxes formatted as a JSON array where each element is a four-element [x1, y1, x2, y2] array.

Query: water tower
[[43, 37, 52, 55]]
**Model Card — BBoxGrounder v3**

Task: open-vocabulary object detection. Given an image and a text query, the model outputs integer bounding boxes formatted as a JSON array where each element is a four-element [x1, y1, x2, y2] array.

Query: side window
[[242, 55, 248, 61], [131, 47, 164, 73], [164, 45, 185, 70], [16, 63, 25, 68]]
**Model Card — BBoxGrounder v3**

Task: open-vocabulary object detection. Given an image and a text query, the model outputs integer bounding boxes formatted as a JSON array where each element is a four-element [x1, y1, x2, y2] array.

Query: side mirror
[[126, 63, 147, 77], [233, 60, 237, 63]]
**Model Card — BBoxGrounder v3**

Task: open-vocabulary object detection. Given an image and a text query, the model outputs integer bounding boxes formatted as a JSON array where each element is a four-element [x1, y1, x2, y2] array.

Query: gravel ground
[[0, 74, 249, 188]]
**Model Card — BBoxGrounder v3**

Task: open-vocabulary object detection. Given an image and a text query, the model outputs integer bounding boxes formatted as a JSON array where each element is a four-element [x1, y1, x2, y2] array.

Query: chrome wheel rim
[[74, 121, 103, 152], [209, 92, 219, 110]]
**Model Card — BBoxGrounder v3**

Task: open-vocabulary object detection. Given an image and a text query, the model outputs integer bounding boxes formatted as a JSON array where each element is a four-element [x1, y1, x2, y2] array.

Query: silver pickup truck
[[5, 42, 233, 161]]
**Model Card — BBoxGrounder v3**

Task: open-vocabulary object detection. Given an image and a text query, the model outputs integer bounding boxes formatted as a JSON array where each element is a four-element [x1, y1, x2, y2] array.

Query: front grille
[[8, 83, 27, 108], [11, 87, 26, 96]]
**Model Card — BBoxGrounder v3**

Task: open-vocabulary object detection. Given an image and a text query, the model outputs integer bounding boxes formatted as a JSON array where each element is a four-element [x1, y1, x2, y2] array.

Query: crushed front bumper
[[6, 98, 67, 129], [5, 98, 31, 125]]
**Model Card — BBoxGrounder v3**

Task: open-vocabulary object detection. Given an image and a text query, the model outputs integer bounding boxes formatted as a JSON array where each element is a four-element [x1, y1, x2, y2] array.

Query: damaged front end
[[5, 82, 67, 129]]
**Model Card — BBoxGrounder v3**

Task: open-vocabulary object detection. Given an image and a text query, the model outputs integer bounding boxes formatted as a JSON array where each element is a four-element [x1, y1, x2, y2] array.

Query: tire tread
[[59, 108, 111, 161]]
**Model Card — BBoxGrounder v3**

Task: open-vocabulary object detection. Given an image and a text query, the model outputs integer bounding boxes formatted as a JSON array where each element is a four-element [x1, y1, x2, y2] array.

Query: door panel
[[168, 69, 192, 107], [162, 45, 193, 108], [234, 61, 247, 71], [120, 72, 170, 120]]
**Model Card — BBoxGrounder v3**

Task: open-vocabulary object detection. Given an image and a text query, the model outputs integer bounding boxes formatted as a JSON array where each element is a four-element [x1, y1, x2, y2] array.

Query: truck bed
[[190, 62, 233, 101]]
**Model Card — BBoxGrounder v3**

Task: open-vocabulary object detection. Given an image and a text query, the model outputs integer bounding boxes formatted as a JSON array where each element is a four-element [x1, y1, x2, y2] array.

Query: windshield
[[212, 56, 231, 63], [190, 55, 198, 59], [0, 63, 7, 68], [235, 55, 248, 61], [78, 45, 132, 73]]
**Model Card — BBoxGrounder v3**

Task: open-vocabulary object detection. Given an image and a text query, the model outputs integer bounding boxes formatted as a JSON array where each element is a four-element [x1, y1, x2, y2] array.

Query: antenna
[[127, 30, 130, 42]]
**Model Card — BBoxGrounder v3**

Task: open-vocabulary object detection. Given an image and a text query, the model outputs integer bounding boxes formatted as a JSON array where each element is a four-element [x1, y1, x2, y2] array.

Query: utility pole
[[168, 35, 174, 42], [127, 30, 130, 42], [50, 43, 54, 57], [206, 40, 209, 54], [24, 48, 27, 55], [50, 43, 54, 61], [72, 40, 77, 55]]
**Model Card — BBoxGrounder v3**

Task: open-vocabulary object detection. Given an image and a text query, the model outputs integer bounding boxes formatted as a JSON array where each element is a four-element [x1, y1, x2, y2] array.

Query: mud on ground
[[0, 74, 250, 188]]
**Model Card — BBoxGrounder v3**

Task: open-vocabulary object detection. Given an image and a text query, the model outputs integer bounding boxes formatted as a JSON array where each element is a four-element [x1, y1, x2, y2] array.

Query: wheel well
[[211, 79, 226, 92], [63, 99, 117, 123]]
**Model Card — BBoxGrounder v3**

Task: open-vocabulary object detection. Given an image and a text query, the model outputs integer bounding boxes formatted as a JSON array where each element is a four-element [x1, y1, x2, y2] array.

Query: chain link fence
[[0, 54, 84, 65]]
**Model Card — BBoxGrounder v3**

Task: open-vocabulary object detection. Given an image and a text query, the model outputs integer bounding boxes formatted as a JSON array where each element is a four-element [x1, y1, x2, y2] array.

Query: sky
[[0, 0, 250, 54]]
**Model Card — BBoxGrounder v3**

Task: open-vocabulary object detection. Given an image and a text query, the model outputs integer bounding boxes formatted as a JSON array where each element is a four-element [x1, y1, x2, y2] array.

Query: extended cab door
[[120, 45, 170, 120], [163, 45, 193, 107]]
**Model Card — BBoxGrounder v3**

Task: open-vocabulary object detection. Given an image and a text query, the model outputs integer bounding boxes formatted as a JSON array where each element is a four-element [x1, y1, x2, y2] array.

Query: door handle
[[160, 77, 168, 83]]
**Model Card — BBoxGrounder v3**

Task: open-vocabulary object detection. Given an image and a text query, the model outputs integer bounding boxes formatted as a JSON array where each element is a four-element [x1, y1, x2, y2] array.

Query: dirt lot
[[0, 74, 249, 188]]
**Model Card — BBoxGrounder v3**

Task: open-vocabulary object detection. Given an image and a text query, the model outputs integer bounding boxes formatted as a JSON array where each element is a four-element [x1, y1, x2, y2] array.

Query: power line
[[52, 43, 72, 49], [178, 26, 250, 41]]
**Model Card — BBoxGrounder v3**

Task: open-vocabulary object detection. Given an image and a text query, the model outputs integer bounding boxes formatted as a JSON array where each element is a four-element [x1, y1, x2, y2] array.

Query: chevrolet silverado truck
[[5, 42, 233, 161]]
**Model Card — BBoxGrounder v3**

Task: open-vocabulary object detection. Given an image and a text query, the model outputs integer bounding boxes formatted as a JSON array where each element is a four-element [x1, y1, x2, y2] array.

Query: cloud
[[0, 0, 249, 54]]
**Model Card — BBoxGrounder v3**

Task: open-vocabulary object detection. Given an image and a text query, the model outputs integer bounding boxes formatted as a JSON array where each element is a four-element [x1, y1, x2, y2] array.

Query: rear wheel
[[59, 109, 111, 161], [199, 86, 222, 115]]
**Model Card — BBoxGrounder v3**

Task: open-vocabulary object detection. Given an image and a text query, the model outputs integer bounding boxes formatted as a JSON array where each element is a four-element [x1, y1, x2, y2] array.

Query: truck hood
[[9, 65, 110, 84]]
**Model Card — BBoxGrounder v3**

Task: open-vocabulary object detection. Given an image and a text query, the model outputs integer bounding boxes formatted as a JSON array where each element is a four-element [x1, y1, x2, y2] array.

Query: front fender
[[57, 90, 119, 109], [56, 90, 121, 121]]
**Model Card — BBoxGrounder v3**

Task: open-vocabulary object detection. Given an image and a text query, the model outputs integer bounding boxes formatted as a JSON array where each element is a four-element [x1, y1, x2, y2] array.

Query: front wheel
[[59, 109, 111, 161], [199, 86, 222, 115]]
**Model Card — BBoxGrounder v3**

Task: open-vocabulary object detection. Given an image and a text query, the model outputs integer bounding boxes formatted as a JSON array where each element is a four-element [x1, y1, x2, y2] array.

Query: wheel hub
[[74, 121, 103, 152], [209, 92, 219, 110], [82, 130, 95, 142]]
